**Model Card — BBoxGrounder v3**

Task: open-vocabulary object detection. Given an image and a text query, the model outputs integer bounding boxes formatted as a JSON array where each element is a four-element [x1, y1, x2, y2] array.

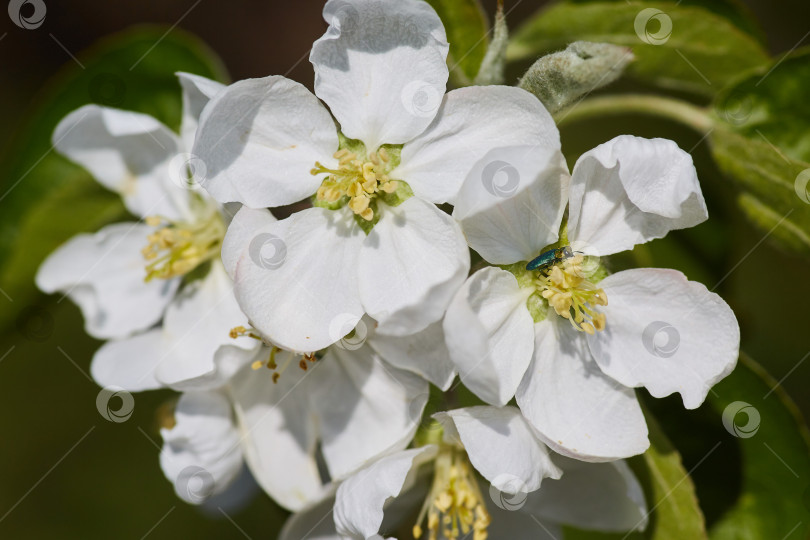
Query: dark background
[[0, 0, 808, 538]]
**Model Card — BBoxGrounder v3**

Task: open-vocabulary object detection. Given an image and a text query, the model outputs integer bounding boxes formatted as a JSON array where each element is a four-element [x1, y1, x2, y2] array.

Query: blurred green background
[[1, 0, 809, 538]]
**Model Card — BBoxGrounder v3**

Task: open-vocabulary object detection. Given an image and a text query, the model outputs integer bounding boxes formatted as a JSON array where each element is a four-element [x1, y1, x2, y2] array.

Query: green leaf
[[425, 0, 489, 82], [714, 48, 810, 163], [507, 1, 769, 96], [564, 410, 708, 540], [0, 26, 228, 331], [708, 355, 810, 539], [708, 126, 810, 257]]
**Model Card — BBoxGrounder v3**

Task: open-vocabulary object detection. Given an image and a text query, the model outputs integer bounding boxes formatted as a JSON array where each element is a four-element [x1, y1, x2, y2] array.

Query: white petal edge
[[453, 145, 569, 264], [516, 318, 650, 462], [311, 0, 449, 150], [193, 75, 337, 207], [311, 345, 428, 480], [358, 197, 469, 336], [443, 267, 535, 406], [588, 268, 739, 409], [176, 72, 225, 152], [435, 406, 562, 494], [35, 222, 179, 340], [334, 445, 438, 539], [397, 85, 561, 205], [52, 104, 187, 220], [232, 207, 365, 353], [568, 135, 707, 257], [221, 206, 277, 279]]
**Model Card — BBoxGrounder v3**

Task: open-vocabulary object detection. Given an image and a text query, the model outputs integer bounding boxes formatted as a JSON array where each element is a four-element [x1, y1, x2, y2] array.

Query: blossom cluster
[[36, 0, 739, 538]]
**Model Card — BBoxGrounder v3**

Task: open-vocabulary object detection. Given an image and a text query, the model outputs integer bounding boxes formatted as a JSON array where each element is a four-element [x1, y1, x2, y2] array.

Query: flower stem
[[555, 94, 714, 134]]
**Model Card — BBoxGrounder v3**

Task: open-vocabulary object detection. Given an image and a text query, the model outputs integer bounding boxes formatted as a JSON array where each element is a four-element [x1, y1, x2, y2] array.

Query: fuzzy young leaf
[[508, 1, 769, 96], [518, 41, 633, 114], [473, 4, 509, 86]]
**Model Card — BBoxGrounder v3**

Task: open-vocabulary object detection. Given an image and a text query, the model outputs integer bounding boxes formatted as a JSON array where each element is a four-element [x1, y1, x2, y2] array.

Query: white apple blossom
[[445, 135, 740, 462], [279, 406, 647, 540], [192, 0, 560, 353], [35, 73, 268, 392]]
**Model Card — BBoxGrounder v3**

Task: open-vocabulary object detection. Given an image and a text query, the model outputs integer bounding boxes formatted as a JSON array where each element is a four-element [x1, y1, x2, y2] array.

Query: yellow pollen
[[311, 149, 399, 221], [535, 254, 608, 333], [142, 211, 225, 281], [413, 447, 491, 540]]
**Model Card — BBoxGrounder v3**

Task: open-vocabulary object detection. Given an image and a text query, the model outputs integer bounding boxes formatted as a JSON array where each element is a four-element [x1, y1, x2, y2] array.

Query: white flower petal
[[568, 136, 707, 256], [527, 456, 648, 532], [453, 145, 569, 264], [486, 499, 562, 540], [279, 490, 341, 540], [397, 86, 561, 205], [91, 329, 164, 391], [311, 0, 448, 150], [588, 268, 739, 409], [159, 391, 243, 504], [53, 105, 187, 220], [221, 206, 276, 279], [155, 263, 259, 390], [369, 319, 456, 390], [334, 446, 438, 539], [176, 72, 225, 152], [516, 319, 649, 462], [435, 406, 561, 494], [228, 357, 326, 512], [35, 222, 179, 340], [312, 345, 428, 480], [193, 76, 337, 207], [233, 207, 365, 352], [443, 267, 535, 406], [359, 197, 469, 336]]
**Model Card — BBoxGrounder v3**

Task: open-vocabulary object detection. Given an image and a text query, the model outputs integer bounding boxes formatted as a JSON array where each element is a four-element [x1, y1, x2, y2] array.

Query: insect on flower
[[525, 245, 576, 271]]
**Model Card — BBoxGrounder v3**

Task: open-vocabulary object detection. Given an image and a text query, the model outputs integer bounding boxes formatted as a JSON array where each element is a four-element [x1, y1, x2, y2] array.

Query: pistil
[[535, 254, 607, 334], [312, 148, 398, 221], [413, 446, 491, 540], [142, 211, 225, 281]]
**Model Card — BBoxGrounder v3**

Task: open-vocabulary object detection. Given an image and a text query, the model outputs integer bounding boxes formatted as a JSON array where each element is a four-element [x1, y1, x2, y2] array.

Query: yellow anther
[[311, 145, 400, 221], [142, 211, 225, 281], [413, 447, 491, 540], [535, 254, 607, 333]]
